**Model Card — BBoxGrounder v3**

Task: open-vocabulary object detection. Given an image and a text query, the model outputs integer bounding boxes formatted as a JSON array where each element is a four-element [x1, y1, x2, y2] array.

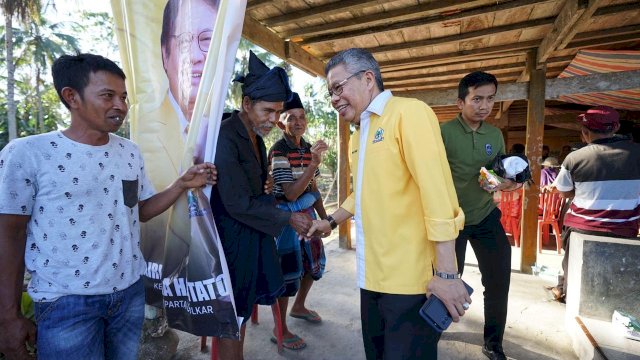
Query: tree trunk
[[5, 13, 17, 140], [36, 67, 44, 133]]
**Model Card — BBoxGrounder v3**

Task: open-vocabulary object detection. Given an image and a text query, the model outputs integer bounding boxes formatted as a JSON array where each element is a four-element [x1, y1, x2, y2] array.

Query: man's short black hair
[[458, 71, 498, 101], [52, 53, 126, 109], [509, 143, 525, 155]]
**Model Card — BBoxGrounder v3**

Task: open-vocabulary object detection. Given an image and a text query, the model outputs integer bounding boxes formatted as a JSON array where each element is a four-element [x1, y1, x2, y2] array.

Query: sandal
[[270, 335, 307, 350], [289, 310, 322, 324]]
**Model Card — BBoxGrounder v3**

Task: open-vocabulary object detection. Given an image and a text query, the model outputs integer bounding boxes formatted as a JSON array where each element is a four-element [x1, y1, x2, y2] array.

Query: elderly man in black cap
[[268, 92, 329, 350], [209, 52, 312, 359]]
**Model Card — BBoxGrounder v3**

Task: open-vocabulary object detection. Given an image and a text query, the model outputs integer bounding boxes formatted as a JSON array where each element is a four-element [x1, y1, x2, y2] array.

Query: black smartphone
[[419, 280, 473, 333]]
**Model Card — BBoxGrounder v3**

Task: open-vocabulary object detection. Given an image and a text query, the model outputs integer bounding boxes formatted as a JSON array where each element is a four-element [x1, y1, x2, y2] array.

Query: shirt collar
[[227, 110, 250, 140], [591, 135, 626, 145], [360, 90, 392, 122], [282, 134, 309, 150], [455, 113, 488, 134], [168, 91, 189, 139]]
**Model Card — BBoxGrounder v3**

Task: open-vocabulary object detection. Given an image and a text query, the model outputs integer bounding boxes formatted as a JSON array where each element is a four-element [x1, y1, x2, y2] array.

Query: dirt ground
[[172, 235, 576, 360]]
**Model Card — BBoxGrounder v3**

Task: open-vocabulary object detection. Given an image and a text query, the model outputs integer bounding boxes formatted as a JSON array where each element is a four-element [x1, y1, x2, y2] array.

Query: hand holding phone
[[419, 280, 473, 333]]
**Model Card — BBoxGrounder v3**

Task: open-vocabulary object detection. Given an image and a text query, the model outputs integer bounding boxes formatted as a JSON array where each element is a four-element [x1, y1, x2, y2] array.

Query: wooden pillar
[[521, 51, 545, 273], [500, 105, 510, 148], [337, 116, 352, 249]]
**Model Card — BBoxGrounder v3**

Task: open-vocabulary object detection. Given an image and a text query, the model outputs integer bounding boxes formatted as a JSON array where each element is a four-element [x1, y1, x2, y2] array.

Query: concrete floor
[[173, 235, 576, 360]]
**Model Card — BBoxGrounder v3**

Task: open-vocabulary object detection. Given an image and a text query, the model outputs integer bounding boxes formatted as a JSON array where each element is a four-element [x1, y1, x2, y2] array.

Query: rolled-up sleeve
[[340, 192, 356, 214]]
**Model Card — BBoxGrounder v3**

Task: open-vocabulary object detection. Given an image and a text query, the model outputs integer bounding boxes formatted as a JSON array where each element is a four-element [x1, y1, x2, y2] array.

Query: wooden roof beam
[[354, 17, 556, 56], [572, 24, 640, 43], [378, 40, 540, 70], [387, 75, 522, 90], [509, 113, 581, 128], [242, 16, 325, 77], [383, 55, 574, 83], [397, 69, 640, 106], [556, 0, 608, 50], [496, 51, 536, 119], [378, 9, 640, 73], [262, 0, 386, 27], [501, 15, 640, 118], [378, 41, 539, 71], [281, 0, 483, 39], [299, 0, 550, 45], [568, 31, 640, 49], [536, 0, 589, 65], [385, 67, 566, 91], [380, 53, 524, 74], [385, 63, 528, 84], [354, 0, 632, 58], [246, 0, 272, 11]]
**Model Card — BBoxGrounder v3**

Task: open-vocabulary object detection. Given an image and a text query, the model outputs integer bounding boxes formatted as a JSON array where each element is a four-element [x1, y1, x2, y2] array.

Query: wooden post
[[521, 51, 545, 273], [337, 116, 352, 249], [500, 105, 510, 147]]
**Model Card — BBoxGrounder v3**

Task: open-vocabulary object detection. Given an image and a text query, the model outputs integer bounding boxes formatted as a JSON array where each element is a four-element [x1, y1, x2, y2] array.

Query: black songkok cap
[[234, 51, 292, 102], [283, 92, 304, 111]]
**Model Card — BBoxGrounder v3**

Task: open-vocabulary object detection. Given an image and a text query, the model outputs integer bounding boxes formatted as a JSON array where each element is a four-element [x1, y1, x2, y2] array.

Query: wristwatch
[[435, 270, 461, 279], [326, 215, 338, 230]]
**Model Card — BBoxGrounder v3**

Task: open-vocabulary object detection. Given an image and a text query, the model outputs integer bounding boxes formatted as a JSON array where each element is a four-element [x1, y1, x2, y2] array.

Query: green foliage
[[0, 5, 95, 149], [302, 82, 338, 174], [224, 38, 292, 112], [21, 292, 34, 321], [0, 78, 67, 148]]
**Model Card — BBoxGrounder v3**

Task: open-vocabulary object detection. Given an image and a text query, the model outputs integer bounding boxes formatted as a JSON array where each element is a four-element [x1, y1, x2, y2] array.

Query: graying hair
[[325, 48, 384, 91]]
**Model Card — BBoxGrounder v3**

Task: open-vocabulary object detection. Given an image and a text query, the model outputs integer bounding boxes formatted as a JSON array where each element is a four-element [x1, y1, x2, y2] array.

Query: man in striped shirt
[[268, 93, 329, 350], [551, 105, 640, 302]]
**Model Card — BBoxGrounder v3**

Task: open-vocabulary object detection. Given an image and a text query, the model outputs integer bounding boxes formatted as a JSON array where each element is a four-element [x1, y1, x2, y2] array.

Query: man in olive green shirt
[[440, 71, 515, 360]]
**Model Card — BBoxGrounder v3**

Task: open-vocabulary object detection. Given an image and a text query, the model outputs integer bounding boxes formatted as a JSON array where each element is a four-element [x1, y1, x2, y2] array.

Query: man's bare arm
[[281, 140, 328, 202], [427, 240, 472, 322], [139, 163, 216, 222], [0, 214, 36, 359]]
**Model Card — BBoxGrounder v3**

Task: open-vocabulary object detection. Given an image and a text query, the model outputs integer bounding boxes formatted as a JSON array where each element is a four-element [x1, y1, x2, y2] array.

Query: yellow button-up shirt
[[341, 93, 464, 294]]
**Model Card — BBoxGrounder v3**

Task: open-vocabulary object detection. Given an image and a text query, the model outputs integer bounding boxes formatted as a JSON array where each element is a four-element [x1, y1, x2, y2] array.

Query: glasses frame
[[327, 70, 366, 98], [171, 29, 213, 53]]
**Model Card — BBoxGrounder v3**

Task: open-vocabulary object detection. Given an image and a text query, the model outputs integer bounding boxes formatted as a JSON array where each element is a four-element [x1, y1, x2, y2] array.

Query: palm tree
[[15, 16, 80, 132], [1, 0, 41, 141]]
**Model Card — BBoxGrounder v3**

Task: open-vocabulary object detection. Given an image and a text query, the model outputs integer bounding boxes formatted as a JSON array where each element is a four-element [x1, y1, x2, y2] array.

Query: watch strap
[[435, 270, 461, 279], [326, 215, 338, 230]]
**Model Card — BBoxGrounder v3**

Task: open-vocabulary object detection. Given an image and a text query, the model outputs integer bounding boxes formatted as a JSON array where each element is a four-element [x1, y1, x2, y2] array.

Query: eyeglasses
[[326, 70, 366, 98], [171, 29, 213, 53]]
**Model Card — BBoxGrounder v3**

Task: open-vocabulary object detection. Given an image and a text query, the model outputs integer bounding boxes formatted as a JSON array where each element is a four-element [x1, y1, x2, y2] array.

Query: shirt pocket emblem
[[372, 128, 384, 144], [485, 143, 493, 156]]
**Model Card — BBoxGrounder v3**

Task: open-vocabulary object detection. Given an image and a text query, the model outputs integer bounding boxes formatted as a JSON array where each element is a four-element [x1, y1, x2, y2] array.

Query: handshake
[[289, 213, 335, 240]]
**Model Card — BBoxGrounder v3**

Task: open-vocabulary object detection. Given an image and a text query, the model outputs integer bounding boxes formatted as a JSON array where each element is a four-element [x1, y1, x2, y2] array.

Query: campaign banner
[[111, 0, 246, 338]]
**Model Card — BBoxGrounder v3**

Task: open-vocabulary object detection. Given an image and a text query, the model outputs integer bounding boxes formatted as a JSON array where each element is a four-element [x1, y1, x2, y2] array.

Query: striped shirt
[[269, 136, 320, 200], [555, 136, 640, 238]]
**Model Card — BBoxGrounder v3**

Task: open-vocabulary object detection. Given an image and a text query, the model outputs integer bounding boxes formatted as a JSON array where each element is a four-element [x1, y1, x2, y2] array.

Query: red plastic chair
[[537, 190, 564, 253], [498, 189, 523, 247], [201, 302, 284, 360]]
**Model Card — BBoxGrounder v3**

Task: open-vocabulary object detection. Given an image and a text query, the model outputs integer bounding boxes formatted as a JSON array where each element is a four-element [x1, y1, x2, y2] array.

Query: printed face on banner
[[161, 0, 218, 122]]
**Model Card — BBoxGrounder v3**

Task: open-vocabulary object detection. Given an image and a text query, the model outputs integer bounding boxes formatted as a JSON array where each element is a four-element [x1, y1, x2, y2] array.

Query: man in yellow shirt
[[308, 48, 469, 359]]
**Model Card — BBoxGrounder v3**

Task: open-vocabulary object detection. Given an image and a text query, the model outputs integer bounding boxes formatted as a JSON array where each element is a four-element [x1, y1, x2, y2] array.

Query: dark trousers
[[455, 208, 511, 349], [360, 289, 441, 360]]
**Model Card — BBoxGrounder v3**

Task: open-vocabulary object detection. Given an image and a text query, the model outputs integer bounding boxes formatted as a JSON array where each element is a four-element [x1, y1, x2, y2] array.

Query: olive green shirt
[[440, 114, 505, 226]]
